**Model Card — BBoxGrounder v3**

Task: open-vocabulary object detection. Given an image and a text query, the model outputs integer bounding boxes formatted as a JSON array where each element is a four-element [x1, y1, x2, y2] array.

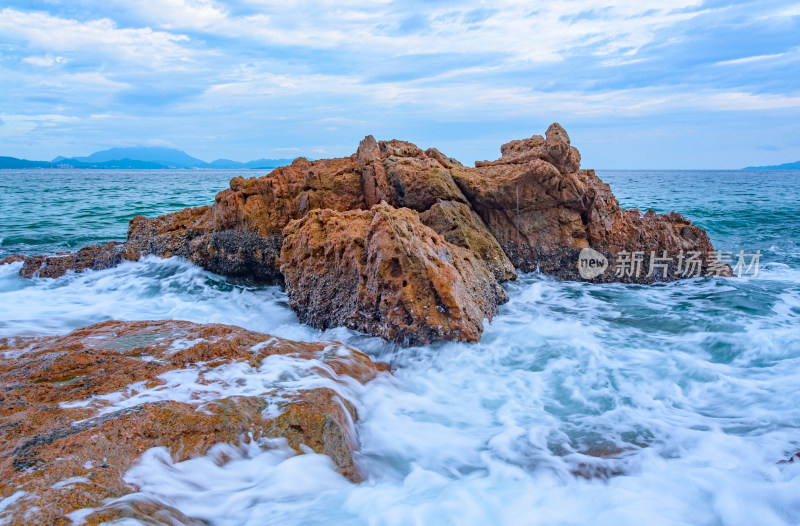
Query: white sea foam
[[61, 352, 370, 420], [0, 256, 317, 341], [51, 476, 90, 489], [166, 337, 207, 354], [2, 259, 800, 524], [0, 491, 26, 513]]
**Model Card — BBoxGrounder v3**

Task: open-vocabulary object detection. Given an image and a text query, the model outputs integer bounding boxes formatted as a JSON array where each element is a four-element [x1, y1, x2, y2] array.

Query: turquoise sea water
[[1, 169, 799, 525], [0, 169, 240, 258]]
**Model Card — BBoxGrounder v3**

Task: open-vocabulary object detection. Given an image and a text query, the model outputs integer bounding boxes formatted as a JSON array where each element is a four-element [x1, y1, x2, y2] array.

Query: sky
[[0, 0, 799, 169]]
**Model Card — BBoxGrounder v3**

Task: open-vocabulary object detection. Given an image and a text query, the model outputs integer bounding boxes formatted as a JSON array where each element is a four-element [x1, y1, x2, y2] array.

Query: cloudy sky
[[0, 0, 798, 168]]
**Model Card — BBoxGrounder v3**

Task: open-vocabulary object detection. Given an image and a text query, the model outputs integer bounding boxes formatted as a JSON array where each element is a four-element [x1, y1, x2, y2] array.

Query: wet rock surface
[[124, 206, 285, 285], [0, 320, 388, 525], [0, 254, 26, 265], [19, 242, 126, 279], [5, 124, 727, 340]]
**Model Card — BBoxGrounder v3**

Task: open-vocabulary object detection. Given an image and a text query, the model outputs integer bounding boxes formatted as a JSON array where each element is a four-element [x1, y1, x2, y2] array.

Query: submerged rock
[[281, 203, 508, 345], [18, 242, 125, 279], [0, 254, 25, 265], [0, 320, 388, 524], [7, 124, 729, 341]]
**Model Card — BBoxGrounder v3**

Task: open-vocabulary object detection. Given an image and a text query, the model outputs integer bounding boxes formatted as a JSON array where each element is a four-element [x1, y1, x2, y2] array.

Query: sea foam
[[4, 257, 798, 525]]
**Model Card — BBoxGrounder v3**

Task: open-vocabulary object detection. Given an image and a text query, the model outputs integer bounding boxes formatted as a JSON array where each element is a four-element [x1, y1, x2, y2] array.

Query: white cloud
[[464, 86, 800, 116], [715, 53, 788, 66], [0, 8, 195, 67], [114, 0, 228, 29], [34, 72, 130, 91], [0, 113, 81, 137], [22, 54, 67, 67], [106, 0, 707, 64], [715, 47, 800, 66], [700, 90, 800, 111], [765, 3, 800, 18], [187, 64, 800, 123], [1, 0, 798, 167]]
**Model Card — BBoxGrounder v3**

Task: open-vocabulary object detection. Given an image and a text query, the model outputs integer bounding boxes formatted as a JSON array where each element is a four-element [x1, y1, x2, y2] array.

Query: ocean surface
[[1, 169, 799, 525]]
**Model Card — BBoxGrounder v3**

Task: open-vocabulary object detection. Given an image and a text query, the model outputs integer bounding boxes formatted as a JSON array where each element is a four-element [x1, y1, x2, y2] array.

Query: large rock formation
[[355, 137, 517, 283], [281, 203, 508, 345], [0, 320, 388, 525], [6, 124, 727, 342], [451, 123, 722, 282]]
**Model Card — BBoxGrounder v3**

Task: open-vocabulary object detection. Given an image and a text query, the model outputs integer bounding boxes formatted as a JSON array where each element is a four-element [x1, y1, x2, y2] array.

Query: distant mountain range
[[0, 146, 297, 170], [743, 161, 800, 170]]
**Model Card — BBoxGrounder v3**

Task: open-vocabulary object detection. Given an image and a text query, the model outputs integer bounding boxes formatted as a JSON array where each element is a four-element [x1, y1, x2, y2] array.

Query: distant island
[[743, 161, 800, 170], [0, 146, 297, 170]]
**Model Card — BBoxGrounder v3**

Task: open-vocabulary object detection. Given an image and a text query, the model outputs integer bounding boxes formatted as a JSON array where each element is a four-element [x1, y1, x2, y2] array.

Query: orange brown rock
[[419, 199, 516, 282], [19, 242, 125, 279], [0, 320, 388, 525], [12, 124, 728, 338], [280, 203, 508, 345], [452, 123, 724, 282], [0, 254, 26, 265]]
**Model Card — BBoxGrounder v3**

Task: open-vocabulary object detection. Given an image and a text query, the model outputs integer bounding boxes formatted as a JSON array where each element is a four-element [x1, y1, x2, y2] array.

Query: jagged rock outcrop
[[356, 136, 466, 211], [419, 200, 516, 282], [355, 137, 516, 282], [5, 124, 728, 341], [14, 156, 369, 282], [0, 320, 388, 525], [280, 203, 508, 345], [450, 124, 591, 272], [452, 123, 723, 282], [122, 205, 286, 283]]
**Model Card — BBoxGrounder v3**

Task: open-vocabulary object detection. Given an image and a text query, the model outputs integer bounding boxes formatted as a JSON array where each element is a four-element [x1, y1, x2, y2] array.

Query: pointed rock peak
[[545, 123, 571, 146], [544, 123, 577, 173], [356, 135, 380, 164]]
